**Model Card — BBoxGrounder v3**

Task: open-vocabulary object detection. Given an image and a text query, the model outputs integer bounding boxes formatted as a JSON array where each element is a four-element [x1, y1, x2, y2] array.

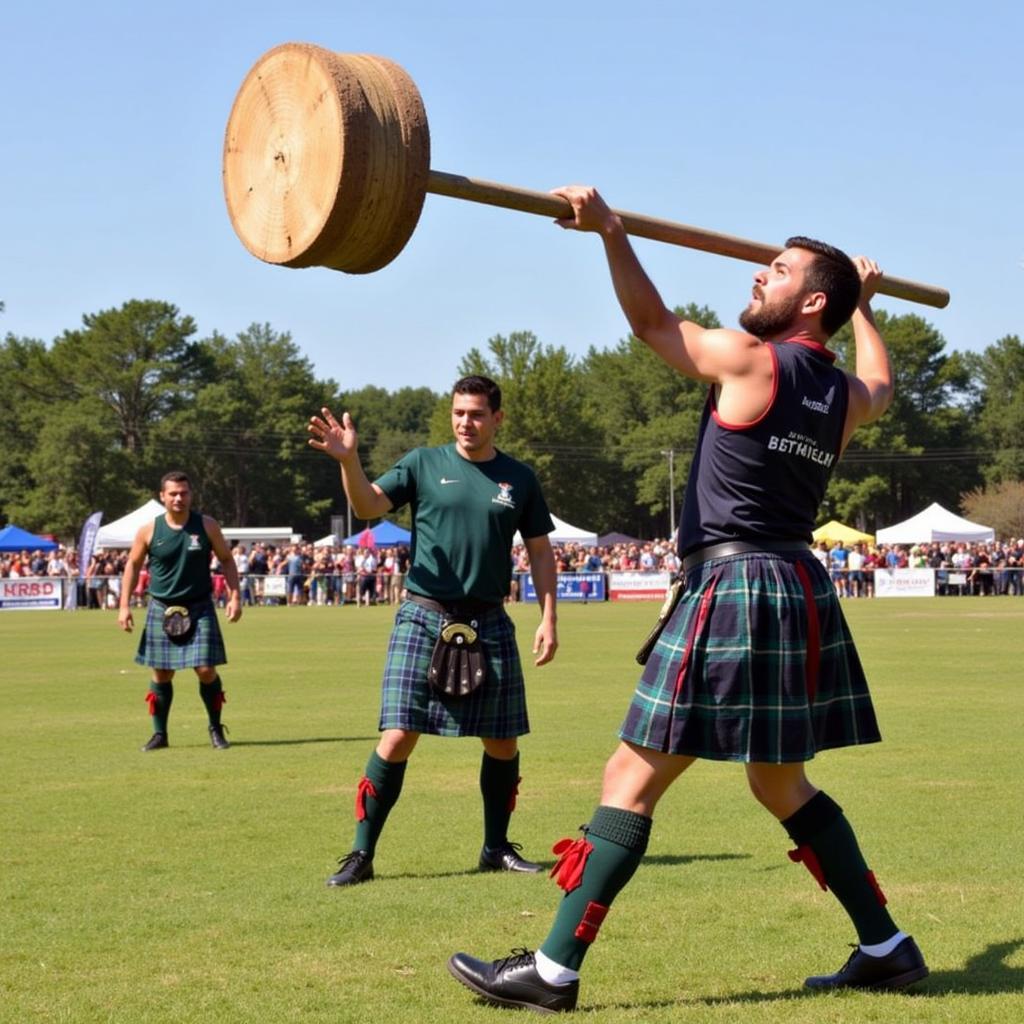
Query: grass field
[[2, 597, 1023, 1023]]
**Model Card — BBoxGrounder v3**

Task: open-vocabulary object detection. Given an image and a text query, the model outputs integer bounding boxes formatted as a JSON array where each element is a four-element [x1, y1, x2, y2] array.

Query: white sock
[[859, 930, 907, 957], [534, 950, 580, 985]]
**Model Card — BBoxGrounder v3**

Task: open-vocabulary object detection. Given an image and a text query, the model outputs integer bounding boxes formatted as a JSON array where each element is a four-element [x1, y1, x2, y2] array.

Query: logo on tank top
[[801, 384, 836, 415], [188, 534, 202, 550], [492, 482, 516, 508]]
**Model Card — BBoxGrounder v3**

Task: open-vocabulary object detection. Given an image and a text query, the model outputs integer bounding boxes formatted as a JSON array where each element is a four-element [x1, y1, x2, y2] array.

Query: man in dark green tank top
[[119, 471, 242, 751], [307, 375, 559, 887]]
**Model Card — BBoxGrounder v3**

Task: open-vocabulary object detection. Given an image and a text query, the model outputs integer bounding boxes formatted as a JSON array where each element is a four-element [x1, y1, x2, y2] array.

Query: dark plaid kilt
[[379, 599, 528, 738], [134, 597, 227, 670], [619, 551, 880, 763]]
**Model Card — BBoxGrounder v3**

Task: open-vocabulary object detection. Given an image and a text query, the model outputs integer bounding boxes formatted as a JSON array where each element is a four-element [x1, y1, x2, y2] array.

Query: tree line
[[2, 298, 1022, 541]]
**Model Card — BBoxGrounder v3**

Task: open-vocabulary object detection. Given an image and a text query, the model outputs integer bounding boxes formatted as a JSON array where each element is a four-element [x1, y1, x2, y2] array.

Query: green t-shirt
[[375, 444, 553, 602], [147, 511, 213, 602]]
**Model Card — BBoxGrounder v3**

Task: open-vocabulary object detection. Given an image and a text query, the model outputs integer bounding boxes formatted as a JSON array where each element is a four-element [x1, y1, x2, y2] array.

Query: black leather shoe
[[326, 850, 374, 887], [209, 724, 230, 750], [805, 936, 929, 990], [479, 841, 542, 874], [141, 732, 168, 752], [448, 949, 578, 1013]]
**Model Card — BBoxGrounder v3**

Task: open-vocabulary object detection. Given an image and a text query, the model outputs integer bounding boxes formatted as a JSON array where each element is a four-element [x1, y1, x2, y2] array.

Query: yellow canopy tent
[[812, 520, 874, 545]]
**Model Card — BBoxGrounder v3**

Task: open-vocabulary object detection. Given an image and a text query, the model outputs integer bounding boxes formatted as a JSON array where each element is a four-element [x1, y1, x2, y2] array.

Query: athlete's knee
[[195, 667, 218, 684], [481, 737, 518, 760], [377, 729, 419, 762]]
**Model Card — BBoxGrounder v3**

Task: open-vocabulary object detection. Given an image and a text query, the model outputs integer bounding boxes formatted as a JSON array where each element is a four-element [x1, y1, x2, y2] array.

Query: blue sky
[[4, 1, 1021, 393]]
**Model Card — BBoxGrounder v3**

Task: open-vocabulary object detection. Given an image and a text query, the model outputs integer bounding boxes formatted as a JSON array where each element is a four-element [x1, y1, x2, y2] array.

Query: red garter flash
[[506, 776, 521, 813], [355, 777, 377, 822], [144, 691, 158, 715], [213, 691, 227, 712], [574, 901, 609, 943], [866, 870, 888, 907], [549, 836, 594, 893], [788, 845, 828, 890]]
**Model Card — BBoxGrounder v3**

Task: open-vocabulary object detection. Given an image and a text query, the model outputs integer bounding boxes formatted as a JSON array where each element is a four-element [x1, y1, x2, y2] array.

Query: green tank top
[[148, 511, 213, 602]]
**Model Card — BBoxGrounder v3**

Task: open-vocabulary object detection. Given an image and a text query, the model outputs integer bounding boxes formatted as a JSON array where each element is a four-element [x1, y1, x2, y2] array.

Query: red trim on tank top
[[782, 332, 837, 363], [710, 344, 779, 431]]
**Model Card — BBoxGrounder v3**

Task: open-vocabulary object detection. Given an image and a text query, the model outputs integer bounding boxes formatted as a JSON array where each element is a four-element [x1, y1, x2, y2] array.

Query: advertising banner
[[874, 568, 936, 597], [1, 577, 65, 611], [608, 571, 671, 601], [521, 572, 605, 603]]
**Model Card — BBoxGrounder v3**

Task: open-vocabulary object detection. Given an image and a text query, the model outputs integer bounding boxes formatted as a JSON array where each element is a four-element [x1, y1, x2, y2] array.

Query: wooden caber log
[[223, 43, 949, 309]]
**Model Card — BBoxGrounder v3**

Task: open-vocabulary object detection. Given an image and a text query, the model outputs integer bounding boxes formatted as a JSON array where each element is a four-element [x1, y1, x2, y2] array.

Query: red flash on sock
[[574, 901, 609, 943], [213, 691, 227, 712], [506, 776, 521, 813], [866, 870, 888, 907], [355, 777, 377, 822], [144, 691, 158, 715], [549, 836, 594, 893], [788, 845, 828, 890]]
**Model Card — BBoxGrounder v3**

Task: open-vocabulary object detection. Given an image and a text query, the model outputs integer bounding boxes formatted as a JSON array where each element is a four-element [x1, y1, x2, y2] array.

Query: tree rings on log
[[222, 43, 430, 274]]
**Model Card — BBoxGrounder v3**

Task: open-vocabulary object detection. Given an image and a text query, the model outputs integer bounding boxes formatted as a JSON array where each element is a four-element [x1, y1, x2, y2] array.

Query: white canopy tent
[[94, 500, 166, 548], [875, 502, 995, 545], [515, 514, 598, 547]]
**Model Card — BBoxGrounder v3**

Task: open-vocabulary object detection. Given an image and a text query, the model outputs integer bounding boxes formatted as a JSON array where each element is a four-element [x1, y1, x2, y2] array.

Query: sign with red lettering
[[0, 577, 65, 611]]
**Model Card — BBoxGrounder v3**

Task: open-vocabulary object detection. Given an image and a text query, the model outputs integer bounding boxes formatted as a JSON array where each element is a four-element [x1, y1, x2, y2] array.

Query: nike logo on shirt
[[440, 478, 460, 484]]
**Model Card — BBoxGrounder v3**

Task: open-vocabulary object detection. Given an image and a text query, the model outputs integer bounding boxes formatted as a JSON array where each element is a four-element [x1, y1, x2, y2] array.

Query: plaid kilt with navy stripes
[[379, 599, 528, 738], [619, 551, 880, 763], [134, 597, 227, 670]]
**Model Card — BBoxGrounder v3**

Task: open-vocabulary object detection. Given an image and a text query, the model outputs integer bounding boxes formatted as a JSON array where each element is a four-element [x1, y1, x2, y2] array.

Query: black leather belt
[[406, 592, 502, 617], [682, 540, 810, 574]]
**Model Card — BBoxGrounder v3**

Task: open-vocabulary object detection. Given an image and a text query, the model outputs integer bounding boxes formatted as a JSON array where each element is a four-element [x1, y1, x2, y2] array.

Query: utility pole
[[660, 448, 676, 538]]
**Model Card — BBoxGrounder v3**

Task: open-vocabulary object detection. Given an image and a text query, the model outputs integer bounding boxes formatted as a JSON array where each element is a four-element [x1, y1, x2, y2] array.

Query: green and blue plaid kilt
[[619, 551, 880, 763], [379, 599, 528, 738], [134, 597, 227, 670]]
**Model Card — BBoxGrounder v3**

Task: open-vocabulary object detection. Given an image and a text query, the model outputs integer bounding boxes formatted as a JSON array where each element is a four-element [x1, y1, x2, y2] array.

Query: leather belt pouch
[[428, 617, 487, 696], [162, 604, 197, 641], [635, 576, 685, 665]]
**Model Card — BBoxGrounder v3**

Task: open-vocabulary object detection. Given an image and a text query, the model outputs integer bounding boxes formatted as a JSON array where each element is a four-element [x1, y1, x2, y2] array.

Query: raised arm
[[307, 407, 394, 520], [552, 185, 742, 382], [842, 257, 893, 447]]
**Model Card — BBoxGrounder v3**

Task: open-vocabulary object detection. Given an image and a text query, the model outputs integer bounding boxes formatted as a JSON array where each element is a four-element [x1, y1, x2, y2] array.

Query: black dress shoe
[[448, 949, 578, 1013], [805, 936, 929, 990], [141, 732, 168, 752], [479, 841, 542, 873], [326, 850, 374, 887], [209, 724, 231, 750]]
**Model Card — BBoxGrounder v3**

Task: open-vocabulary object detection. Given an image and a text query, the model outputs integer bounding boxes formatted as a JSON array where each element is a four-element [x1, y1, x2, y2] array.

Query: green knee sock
[[147, 682, 173, 734], [199, 676, 226, 727], [782, 791, 898, 945], [352, 751, 407, 856], [540, 806, 651, 970], [480, 751, 521, 849]]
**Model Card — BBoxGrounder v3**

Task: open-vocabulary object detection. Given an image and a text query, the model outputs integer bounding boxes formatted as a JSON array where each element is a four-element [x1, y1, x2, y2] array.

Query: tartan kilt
[[134, 597, 227, 670], [379, 599, 528, 738], [619, 551, 880, 763]]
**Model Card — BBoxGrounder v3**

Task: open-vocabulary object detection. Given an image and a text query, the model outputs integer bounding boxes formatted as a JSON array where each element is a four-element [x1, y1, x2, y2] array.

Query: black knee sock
[[782, 791, 898, 945], [198, 675, 225, 727], [480, 751, 521, 849]]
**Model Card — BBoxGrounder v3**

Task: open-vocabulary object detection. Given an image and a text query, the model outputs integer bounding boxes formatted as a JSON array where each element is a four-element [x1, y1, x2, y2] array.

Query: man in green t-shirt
[[308, 375, 559, 886], [119, 471, 241, 752]]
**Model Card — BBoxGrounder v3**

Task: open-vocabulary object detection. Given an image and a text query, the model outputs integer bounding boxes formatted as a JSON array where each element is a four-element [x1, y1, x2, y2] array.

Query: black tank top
[[678, 336, 848, 556]]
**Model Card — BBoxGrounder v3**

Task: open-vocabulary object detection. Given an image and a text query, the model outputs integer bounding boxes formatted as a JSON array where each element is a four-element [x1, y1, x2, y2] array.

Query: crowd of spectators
[[4, 536, 1024, 605]]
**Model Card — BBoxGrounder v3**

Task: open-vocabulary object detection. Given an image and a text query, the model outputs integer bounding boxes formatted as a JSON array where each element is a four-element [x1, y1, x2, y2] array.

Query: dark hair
[[785, 236, 861, 337], [452, 374, 502, 412], [160, 470, 191, 490]]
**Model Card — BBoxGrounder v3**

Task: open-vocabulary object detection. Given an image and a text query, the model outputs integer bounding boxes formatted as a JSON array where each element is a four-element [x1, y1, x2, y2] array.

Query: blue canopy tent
[[0, 524, 59, 552], [341, 520, 411, 547]]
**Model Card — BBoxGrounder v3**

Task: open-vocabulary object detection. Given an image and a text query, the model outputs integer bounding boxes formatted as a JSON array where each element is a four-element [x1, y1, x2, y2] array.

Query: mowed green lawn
[[2, 598, 1022, 1024]]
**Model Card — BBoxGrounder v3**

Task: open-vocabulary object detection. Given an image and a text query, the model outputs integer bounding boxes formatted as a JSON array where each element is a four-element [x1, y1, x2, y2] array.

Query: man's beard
[[738, 293, 802, 338]]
